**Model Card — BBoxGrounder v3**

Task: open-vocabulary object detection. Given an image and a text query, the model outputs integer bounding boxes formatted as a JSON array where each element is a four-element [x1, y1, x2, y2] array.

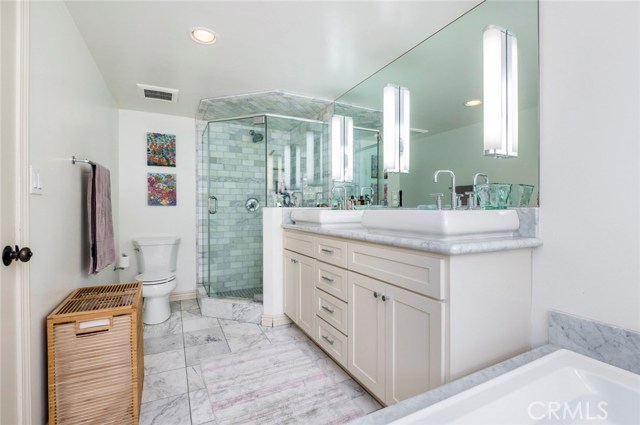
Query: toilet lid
[[135, 272, 176, 285]]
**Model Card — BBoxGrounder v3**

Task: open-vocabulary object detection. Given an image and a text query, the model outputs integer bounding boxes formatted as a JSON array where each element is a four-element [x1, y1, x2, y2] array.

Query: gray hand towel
[[87, 163, 116, 274]]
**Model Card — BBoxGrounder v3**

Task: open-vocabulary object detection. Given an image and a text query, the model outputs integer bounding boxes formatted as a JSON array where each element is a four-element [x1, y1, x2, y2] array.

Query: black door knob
[[18, 247, 33, 262], [2, 245, 33, 266]]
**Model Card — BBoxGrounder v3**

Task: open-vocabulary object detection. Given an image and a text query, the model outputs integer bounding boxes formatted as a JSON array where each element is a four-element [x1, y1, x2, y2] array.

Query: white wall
[[532, 0, 640, 344], [29, 1, 119, 422], [118, 110, 197, 297]]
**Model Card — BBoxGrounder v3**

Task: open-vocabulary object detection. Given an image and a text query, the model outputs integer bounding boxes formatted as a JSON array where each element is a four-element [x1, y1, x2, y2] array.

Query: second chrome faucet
[[433, 169, 457, 210]]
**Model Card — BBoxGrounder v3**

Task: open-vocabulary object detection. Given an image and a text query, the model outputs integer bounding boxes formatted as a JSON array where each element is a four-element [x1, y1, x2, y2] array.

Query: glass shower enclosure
[[203, 114, 328, 300]]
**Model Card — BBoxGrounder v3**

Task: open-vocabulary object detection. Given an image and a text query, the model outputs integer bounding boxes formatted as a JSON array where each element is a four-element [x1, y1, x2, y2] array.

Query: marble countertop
[[281, 223, 542, 255], [349, 344, 559, 425]]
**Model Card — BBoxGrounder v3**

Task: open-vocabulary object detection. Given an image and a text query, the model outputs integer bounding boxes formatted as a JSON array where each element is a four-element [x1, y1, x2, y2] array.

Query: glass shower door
[[206, 117, 266, 299]]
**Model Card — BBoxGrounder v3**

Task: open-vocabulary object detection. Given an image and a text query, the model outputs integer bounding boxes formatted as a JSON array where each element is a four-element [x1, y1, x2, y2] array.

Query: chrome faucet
[[331, 186, 346, 210], [473, 173, 489, 186], [433, 170, 456, 210]]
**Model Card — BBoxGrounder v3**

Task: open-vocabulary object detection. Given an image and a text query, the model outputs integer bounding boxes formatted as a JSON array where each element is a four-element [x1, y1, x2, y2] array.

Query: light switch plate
[[30, 165, 43, 195]]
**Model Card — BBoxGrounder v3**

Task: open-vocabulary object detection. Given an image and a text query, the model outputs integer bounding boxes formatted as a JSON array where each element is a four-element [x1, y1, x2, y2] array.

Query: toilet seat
[[135, 272, 176, 285]]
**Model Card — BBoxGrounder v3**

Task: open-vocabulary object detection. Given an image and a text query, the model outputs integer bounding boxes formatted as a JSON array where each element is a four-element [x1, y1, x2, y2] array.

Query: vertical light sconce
[[331, 115, 354, 182], [483, 25, 518, 158], [295, 146, 301, 188], [383, 84, 410, 173], [284, 145, 291, 189], [305, 131, 314, 183]]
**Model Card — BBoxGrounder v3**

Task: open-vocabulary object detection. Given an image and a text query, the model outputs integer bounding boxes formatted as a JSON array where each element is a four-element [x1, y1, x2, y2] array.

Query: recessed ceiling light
[[464, 99, 483, 107], [190, 27, 217, 45]]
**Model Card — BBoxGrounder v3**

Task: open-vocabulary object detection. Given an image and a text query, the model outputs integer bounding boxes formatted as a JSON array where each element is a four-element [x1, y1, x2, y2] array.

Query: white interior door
[[0, 1, 31, 423]]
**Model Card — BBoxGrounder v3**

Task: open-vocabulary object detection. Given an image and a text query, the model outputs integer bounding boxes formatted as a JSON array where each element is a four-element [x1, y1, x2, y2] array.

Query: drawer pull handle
[[382, 295, 389, 302], [321, 305, 335, 314], [320, 275, 334, 282], [290, 258, 298, 264], [320, 248, 334, 253], [321, 335, 335, 345], [373, 291, 379, 298]]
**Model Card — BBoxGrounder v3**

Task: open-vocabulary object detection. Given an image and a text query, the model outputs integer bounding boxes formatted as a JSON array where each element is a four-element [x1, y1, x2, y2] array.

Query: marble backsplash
[[548, 310, 640, 374]]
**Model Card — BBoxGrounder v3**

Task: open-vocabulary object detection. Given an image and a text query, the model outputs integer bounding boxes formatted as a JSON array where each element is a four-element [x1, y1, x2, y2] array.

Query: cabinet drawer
[[314, 237, 348, 268], [315, 317, 348, 368], [315, 262, 348, 302], [284, 231, 314, 257], [348, 242, 446, 300], [315, 290, 348, 335]]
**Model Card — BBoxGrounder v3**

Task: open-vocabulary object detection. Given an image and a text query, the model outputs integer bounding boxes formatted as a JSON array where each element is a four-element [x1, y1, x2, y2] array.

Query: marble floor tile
[[338, 379, 382, 414], [139, 393, 191, 425], [144, 333, 184, 355], [183, 316, 220, 333], [143, 310, 183, 338], [184, 327, 226, 348], [185, 341, 231, 367], [181, 299, 199, 311], [144, 349, 186, 375], [142, 368, 188, 403], [316, 357, 351, 384], [186, 365, 206, 392], [261, 323, 307, 344], [141, 303, 379, 425], [182, 309, 203, 321], [170, 301, 182, 312], [189, 389, 216, 425], [224, 331, 270, 353]]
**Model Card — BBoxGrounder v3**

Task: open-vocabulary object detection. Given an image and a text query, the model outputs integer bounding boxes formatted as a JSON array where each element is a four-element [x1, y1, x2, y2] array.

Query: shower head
[[249, 130, 264, 143]]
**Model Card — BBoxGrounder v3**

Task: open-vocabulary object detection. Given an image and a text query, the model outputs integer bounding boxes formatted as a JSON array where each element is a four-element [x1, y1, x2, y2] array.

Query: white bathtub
[[390, 349, 640, 425]]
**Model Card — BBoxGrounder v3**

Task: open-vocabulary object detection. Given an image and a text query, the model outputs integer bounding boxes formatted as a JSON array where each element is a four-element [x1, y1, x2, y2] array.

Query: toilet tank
[[133, 236, 181, 274]]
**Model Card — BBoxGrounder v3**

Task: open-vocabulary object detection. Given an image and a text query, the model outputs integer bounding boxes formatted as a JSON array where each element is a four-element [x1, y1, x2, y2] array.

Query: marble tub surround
[[348, 345, 559, 425], [141, 299, 381, 425], [549, 310, 640, 374]]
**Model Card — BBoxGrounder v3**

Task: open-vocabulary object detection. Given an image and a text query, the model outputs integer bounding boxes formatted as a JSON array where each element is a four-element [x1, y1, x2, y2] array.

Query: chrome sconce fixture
[[483, 25, 518, 158], [331, 115, 354, 182], [383, 84, 410, 173]]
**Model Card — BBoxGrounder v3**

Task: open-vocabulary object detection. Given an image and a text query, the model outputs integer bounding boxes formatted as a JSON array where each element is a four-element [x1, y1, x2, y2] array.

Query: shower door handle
[[208, 195, 218, 215]]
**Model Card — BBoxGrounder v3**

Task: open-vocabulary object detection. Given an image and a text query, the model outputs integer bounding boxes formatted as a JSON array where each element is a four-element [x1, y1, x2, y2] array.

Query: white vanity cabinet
[[283, 241, 315, 336], [282, 229, 532, 407], [347, 245, 445, 405]]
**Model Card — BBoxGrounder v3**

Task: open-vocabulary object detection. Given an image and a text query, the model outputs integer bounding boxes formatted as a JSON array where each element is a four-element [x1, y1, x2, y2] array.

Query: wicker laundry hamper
[[47, 282, 143, 425]]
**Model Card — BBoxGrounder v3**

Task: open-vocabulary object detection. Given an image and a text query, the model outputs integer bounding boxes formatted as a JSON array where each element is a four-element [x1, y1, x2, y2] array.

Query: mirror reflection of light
[[383, 84, 410, 173], [483, 25, 518, 158], [464, 99, 483, 107], [331, 115, 354, 182]]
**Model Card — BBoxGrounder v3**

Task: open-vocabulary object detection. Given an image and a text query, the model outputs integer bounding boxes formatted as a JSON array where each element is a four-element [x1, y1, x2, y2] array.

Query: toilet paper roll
[[118, 254, 130, 269]]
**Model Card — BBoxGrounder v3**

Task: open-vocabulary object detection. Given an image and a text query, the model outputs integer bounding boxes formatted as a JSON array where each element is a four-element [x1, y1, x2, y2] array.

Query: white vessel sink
[[290, 208, 364, 227], [361, 209, 519, 240]]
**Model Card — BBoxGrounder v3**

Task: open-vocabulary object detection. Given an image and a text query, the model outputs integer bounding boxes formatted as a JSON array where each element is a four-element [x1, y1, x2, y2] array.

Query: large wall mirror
[[336, 0, 539, 208]]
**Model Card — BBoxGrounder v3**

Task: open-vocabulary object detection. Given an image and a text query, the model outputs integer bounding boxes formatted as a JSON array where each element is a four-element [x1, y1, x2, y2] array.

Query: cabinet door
[[348, 272, 386, 401], [283, 250, 299, 321], [385, 284, 444, 404], [297, 255, 315, 336]]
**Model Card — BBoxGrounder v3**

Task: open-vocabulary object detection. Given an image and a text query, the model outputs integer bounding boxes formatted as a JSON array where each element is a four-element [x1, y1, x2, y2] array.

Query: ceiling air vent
[[137, 84, 179, 103]]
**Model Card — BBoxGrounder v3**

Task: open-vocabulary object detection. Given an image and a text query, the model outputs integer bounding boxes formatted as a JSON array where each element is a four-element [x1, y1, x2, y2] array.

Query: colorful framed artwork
[[147, 132, 176, 167], [147, 173, 177, 206]]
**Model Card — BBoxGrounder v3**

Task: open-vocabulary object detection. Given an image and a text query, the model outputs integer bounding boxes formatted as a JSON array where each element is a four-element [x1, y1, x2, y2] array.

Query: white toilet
[[133, 236, 180, 325]]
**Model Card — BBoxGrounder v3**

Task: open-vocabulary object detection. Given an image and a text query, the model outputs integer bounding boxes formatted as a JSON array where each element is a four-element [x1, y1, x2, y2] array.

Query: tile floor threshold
[[140, 299, 381, 425]]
